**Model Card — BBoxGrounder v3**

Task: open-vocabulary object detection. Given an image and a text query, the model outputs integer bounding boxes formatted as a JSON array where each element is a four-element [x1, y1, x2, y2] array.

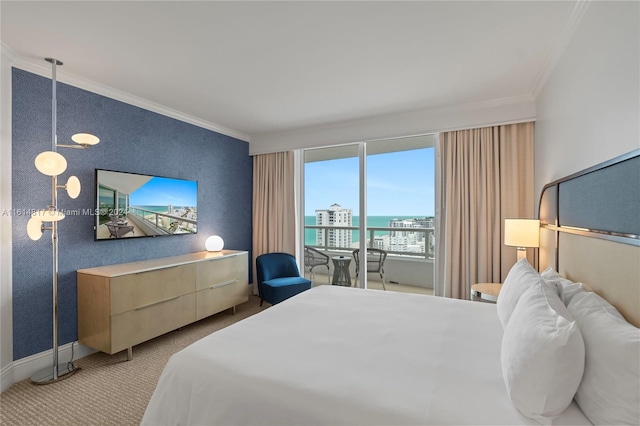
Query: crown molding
[[428, 94, 536, 114], [3, 45, 251, 143], [251, 94, 536, 155], [255, 94, 535, 142], [1, 44, 17, 64], [530, 0, 591, 98]]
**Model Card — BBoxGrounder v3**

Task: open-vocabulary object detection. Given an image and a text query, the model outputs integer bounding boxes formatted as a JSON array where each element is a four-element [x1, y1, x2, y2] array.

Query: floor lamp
[[26, 58, 100, 385]]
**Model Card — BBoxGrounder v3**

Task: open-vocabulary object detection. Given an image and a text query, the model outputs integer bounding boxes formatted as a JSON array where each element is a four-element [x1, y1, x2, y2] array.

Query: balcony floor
[[305, 272, 433, 296]]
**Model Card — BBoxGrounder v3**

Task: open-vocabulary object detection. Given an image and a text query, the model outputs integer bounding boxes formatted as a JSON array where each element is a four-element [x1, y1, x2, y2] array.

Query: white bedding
[[142, 285, 591, 425]]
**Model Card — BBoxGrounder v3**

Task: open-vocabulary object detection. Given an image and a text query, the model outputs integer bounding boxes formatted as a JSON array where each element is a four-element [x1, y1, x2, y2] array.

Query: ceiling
[[2, 1, 578, 142]]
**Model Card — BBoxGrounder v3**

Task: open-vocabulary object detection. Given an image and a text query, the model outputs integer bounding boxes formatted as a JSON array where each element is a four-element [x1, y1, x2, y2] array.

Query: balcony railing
[[129, 207, 197, 234], [305, 225, 435, 260]]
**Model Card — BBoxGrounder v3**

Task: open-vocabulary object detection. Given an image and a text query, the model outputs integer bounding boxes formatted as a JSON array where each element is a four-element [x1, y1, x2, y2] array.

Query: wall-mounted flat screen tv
[[95, 169, 198, 240]]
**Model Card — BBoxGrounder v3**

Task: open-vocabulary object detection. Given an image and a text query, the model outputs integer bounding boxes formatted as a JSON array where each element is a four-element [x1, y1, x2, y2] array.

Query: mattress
[[142, 285, 591, 425]]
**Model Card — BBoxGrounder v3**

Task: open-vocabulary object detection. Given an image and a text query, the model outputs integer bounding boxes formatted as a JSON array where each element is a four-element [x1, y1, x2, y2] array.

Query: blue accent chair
[[256, 253, 312, 306]]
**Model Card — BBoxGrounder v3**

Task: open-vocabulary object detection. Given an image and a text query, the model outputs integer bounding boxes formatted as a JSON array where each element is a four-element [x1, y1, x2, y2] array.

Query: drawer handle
[[135, 296, 180, 311], [209, 279, 239, 290]]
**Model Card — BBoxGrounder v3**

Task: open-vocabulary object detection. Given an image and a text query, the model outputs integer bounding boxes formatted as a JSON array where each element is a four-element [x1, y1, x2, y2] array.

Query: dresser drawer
[[196, 277, 249, 320], [110, 264, 195, 315], [195, 254, 245, 291], [110, 293, 195, 353]]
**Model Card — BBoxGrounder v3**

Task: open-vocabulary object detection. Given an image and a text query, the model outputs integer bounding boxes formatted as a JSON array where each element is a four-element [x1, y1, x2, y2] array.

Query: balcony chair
[[256, 252, 312, 306], [352, 248, 388, 290], [106, 222, 134, 238], [304, 246, 330, 284]]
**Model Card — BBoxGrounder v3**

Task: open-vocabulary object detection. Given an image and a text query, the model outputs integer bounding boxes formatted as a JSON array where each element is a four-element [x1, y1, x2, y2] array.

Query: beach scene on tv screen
[[96, 170, 197, 240]]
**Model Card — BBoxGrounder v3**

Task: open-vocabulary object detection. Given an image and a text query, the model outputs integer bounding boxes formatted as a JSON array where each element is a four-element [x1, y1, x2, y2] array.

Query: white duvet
[[142, 285, 591, 425]]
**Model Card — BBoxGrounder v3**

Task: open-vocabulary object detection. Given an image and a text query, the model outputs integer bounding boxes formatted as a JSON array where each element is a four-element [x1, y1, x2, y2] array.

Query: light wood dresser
[[77, 250, 248, 359]]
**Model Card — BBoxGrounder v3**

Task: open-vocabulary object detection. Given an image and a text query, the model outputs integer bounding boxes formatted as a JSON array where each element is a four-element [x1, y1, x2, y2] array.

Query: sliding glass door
[[303, 144, 361, 286], [365, 136, 435, 293], [302, 135, 435, 293]]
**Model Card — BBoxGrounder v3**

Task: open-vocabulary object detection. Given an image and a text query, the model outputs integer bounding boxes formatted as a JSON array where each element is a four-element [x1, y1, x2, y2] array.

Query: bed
[[142, 150, 639, 426]]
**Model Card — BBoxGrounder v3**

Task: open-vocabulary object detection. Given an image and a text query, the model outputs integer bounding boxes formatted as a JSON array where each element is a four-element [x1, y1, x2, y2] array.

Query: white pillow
[[501, 282, 585, 423], [568, 292, 640, 425], [541, 267, 590, 305], [497, 258, 553, 328], [540, 266, 573, 286]]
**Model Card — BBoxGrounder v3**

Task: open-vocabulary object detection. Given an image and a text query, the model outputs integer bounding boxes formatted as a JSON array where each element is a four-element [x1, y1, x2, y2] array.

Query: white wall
[[535, 1, 639, 202], [1, 46, 14, 389]]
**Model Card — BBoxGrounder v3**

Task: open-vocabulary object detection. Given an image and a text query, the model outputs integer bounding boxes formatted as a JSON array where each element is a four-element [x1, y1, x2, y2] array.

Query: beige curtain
[[252, 151, 296, 290], [435, 122, 534, 299]]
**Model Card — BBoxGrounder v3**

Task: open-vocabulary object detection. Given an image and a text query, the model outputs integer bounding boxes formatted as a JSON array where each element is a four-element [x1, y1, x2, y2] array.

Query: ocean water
[[132, 205, 194, 213], [304, 215, 431, 245]]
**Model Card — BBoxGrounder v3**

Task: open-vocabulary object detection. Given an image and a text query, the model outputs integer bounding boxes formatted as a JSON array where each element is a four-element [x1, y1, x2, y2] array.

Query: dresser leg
[[127, 347, 133, 361], [232, 306, 236, 315]]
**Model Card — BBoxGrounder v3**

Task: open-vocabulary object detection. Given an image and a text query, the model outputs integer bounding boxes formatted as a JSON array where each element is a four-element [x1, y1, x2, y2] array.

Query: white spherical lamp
[[205, 235, 224, 252]]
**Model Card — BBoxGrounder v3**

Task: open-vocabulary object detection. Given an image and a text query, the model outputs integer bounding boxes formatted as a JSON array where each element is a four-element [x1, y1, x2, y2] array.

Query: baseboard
[[1, 342, 96, 392], [0, 362, 14, 393]]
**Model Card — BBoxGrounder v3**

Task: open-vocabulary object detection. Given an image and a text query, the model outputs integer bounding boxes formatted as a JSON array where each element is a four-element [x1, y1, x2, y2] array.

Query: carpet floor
[[0, 295, 266, 425]]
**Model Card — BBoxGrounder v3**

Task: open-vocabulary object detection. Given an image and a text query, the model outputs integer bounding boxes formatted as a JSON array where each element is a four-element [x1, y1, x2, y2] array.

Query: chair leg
[[381, 273, 386, 291], [326, 265, 330, 284], [260, 299, 264, 306]]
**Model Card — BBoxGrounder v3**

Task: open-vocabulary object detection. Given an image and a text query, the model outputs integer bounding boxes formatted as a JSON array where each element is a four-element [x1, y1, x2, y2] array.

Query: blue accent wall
[[11, 68, 253, 360]]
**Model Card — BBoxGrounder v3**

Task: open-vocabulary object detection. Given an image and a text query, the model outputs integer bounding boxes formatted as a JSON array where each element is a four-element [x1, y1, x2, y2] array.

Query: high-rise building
[[315, 203, 353, 248], [383, 217, 434, 254], [389, 218, 433, 242]]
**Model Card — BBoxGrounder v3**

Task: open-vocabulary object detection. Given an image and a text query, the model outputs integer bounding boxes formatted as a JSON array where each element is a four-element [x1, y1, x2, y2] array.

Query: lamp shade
[[34, 151, 67, 176], [504, 219, 540, 248], [205, 235, 224, 252], [27, 217, 43, 240], [66, 175, 81, 199], [32, 208, 65, 222], [71, 133, 100, 146]]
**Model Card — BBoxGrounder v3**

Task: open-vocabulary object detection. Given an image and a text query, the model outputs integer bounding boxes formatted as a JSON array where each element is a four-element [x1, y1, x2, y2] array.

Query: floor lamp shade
[[71, 133, 100, 146], [65, 176, 81, 199], [32, 209, 65, 222], [35, 151, 67, 176], [27, 217, 44, 240]]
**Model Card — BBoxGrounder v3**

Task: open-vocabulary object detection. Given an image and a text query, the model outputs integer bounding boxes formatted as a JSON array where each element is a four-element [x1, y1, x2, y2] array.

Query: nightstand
[[471, 283, 502, 303]]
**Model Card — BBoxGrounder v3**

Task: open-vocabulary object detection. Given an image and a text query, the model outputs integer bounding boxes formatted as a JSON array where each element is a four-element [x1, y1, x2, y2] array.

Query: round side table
[[470, 283, 502, 303]]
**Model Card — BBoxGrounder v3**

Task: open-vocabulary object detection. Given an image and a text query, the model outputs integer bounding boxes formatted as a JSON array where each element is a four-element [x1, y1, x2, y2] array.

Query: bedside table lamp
[[504, 219, 540, 261]]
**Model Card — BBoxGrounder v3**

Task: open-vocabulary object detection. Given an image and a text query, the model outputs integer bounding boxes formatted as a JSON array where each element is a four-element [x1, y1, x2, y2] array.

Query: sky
[[304, 147, 435, 216], [130, 177, 198, 207]]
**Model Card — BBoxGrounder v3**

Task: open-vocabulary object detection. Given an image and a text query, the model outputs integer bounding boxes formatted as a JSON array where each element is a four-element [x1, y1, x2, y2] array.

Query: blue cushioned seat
[[256, 252, 312, 306]]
